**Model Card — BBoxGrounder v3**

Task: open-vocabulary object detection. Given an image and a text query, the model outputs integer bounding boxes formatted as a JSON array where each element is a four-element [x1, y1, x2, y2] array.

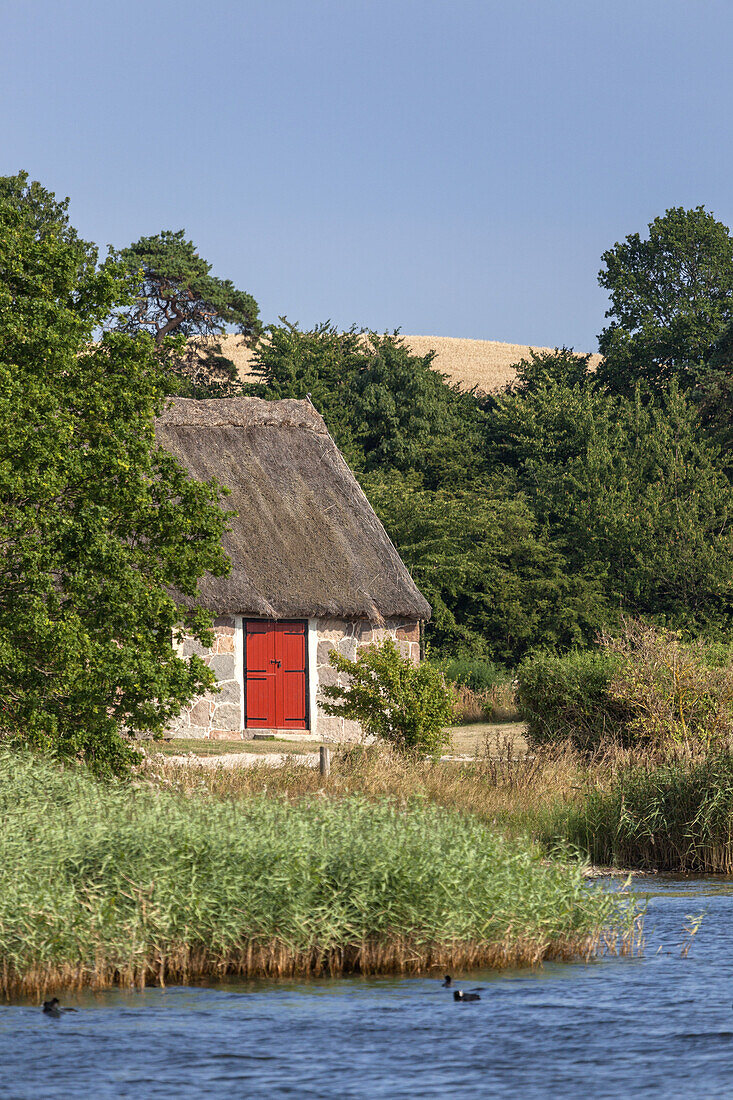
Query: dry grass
[[397, 336, 601, 393], [148, 725, 528, 762], [210, 334, 602, 395], [452, 682, 519, 724], [448, 722, 529, 756], [143, 741, 577, 841]]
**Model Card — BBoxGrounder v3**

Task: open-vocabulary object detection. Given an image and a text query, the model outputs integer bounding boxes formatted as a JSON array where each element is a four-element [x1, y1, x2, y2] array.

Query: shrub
[[518, 622, 733, 752], [320, 638, 453, 754], [602, 621, 733, 751], [517, 649, 625, 750], [441, 657, 508, 693]]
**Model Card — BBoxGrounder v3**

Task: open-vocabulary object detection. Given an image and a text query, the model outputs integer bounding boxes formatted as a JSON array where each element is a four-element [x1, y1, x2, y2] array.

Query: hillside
[[214, 334, 602, 394]]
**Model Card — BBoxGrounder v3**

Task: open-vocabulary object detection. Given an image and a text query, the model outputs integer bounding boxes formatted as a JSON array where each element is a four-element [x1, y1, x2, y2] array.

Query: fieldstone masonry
[[174, 616, 243, 740], [314, 618, 420, 742], [169, 616, 421, 742]]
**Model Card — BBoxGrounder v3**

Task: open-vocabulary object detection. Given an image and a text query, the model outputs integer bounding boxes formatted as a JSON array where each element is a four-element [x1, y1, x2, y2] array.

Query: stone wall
[[172, 616, 244, 740], [314, 618, 420, 742], [168, 616, 421, 742]]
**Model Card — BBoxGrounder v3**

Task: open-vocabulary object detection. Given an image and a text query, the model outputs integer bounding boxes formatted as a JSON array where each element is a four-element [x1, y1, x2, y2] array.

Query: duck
[[454, 990, 481, 1002], [441, 975, 452, 987], [42, 998, 77, 1018]]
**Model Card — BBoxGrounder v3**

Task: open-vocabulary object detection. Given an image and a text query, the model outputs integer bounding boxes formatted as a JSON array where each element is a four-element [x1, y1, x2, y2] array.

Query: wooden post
[[319, 745, 331, 777]]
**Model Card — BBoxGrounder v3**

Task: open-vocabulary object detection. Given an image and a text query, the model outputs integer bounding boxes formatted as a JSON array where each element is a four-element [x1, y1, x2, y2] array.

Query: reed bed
[[565, 752, 733, 873], [0, 750, 636, 999]]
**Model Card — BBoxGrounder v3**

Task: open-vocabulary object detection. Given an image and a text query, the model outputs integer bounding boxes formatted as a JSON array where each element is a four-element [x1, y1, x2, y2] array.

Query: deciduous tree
[[0, 174, 230, 774], [597, 207, 733, 393]]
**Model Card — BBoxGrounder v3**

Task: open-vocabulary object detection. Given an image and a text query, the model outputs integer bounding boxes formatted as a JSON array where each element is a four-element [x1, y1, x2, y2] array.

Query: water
[[2, 878, 733, 1098]]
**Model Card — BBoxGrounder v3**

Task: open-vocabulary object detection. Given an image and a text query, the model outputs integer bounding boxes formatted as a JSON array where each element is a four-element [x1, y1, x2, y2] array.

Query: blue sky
[[2, 0, 731, 350]]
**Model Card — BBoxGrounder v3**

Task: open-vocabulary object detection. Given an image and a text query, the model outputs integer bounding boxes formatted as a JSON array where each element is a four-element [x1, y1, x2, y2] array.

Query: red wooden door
[[245, 621, 307, 729], [244, 621, 277, 727]]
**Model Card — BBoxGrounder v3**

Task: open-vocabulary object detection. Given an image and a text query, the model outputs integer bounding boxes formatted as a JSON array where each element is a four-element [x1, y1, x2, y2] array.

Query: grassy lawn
[[151, 738, 329, 757]]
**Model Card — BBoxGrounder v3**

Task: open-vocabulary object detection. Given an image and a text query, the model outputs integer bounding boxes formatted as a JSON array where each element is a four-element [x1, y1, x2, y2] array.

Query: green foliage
[[0, 750, 628, 993], [247, 321, 365, 464], [518, 622, 733, 753], [602, 621, 733, 751], [439, 657, 509, 693], [113, 228, 261, 397], [509, 346, 594, 393], [250, 317, 733, 660], [365, 475, 610, 664], [697, 323, 733, 457], [0, 174, 230, 775], [597, 206, 733, 393], [0, 170, 97, 266], [488, 365, 733, 634], [320, 638, 453, 754], [565, 754, 733, 873], [517, 650, 625, 750], [249, 320, 489, 483]]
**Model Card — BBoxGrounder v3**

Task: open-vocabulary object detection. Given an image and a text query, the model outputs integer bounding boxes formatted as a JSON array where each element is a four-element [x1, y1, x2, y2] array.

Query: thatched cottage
[[156, 396, 431, 741]]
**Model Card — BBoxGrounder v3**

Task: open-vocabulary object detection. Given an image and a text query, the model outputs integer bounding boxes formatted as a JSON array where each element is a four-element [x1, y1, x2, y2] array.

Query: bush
[[602, 621, 733, 751], [518, 622, 733, 752], [517, 650, 625, 750], [320, 638, 453, 754], [440, 657, 508, 693]]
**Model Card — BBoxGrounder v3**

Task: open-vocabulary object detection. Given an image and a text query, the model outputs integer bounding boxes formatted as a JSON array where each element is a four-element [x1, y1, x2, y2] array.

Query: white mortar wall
[[234, 615, 245, 734], [307, 618, 319, 737]]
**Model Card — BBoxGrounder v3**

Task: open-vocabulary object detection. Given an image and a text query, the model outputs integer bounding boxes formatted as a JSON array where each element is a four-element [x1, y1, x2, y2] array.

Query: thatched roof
[[156, 396, 431, 623]]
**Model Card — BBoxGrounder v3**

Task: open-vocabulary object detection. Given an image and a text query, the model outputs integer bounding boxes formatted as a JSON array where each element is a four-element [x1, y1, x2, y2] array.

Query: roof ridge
[[156, 395, 328, 434]]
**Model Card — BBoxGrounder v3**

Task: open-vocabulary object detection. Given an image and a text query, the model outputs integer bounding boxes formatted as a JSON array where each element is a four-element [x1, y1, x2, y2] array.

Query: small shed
[[156, 396, 431, 741]]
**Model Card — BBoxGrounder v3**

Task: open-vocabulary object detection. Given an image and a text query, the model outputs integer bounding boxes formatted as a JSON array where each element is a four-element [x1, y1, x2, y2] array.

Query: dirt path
[[159, 723, 530, 769], [164, 751, 322, 768]]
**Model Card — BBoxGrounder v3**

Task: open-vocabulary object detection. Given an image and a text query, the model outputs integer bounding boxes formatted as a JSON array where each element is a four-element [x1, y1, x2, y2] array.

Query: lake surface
[[3, 878, 733, 1098]]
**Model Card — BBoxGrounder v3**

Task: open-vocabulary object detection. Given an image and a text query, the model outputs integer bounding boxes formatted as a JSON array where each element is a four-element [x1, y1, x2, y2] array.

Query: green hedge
[[439, 657, 509, 693], [517, 650, 626, 749]]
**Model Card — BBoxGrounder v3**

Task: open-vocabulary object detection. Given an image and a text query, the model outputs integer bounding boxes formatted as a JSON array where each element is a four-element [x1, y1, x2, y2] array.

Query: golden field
[[213, 333, 601, 394]]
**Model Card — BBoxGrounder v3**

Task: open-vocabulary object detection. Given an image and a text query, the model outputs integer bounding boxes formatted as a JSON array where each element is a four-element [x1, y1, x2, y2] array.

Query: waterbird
[[442, 975, 452, 987], [454, 990, 481, 1002], [42, 998, 77, 1018]]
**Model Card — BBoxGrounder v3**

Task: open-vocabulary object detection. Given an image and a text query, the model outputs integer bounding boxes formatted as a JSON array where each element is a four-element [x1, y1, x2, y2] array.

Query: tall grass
[[438, 657, 518, 723], [451, 683, 518, 723], [564, 753, 733, 873], [146, 741, 582, 841], [0, 750, 636, 998], [153, 741, 733, 876]]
